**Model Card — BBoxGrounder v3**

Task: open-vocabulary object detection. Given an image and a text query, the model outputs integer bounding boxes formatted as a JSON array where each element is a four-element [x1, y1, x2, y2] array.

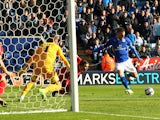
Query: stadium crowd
[[0, 0, 160, 71], [74, 0, 160, 70]]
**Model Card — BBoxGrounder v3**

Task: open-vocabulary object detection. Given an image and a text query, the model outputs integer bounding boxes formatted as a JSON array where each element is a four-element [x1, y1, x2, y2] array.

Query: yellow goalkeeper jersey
[[30, 42, 70, 74], [44, 42, 70, 74]]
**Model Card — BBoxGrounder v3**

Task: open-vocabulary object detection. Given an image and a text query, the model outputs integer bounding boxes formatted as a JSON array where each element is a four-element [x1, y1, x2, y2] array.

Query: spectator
[[89, 21, 97, 34], [85, 7, 93, 24], [153, 16, 160, 43], [78, 19, 88, 44], [100, 10, 107, 21], [106, 2, 113, 13], [135, 31, 143, 49], [101, 50, 115, 71], [33, 15, 40, 27], [119, 11, 131, 31], [130, 12, 139, 32], [20, 0, 27, 8], [137, 10, 145, 26], [96, 28, 104, 43], [85, 27, 93, 44], [97, 20, 107, 34], [82, 0, 88, 8], [87, 33, 97, 50], [81, 6, 87, 20], [91, 38, 103, 63], [127, 27, 136, 46], [104, 27, 112, 42], [118, 5, 127, 19], [141, 1, 151, 11], [151, 39, 160, 57], [128, 2, 136, 15], [106, 7, 119, 31], [138, 40, 151, 53], [115, 5, 121, 16], [150, 0, 159, 16], [118, 0, 131, 11], [151, 45, 160, 57], [140, 21, 152, 41], [144, 9, 153, 25], [157, 1, 160, 15], [94, 0, 106, 17], [37, 7, 43, 20], [88, 0, 95, 13], [139, 46, 151, 58], [77, 1, 83, 13], [21, 9, 29, 23], [93, 14, 100, 26]]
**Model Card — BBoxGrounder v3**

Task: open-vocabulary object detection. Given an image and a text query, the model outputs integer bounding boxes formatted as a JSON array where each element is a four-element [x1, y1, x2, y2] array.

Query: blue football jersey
[[104, 36, 139, 63]]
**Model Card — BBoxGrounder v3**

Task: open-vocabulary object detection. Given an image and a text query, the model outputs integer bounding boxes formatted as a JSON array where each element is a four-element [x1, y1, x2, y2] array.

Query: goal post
[[0, 0, 79, 113], [68, 0, 79, 112]]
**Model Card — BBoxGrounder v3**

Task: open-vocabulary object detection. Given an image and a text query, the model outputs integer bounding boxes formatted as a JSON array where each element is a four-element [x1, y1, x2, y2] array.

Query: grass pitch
[[0, 85, 160, 120]]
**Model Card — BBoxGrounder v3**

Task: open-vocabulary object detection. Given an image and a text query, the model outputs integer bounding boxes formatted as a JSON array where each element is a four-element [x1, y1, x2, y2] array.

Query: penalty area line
[[80, 111, 160, 120]]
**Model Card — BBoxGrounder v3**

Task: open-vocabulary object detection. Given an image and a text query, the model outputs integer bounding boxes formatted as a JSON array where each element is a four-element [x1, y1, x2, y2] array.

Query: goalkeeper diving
[[19, 36, 70, 101]]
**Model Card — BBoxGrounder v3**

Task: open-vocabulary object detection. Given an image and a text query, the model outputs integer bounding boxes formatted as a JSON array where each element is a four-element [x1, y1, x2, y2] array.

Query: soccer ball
[[145, 87, 154, 96]]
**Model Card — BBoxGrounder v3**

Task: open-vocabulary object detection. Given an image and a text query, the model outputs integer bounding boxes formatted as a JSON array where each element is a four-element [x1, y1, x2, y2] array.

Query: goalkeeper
[[19, 36, 70, 102], [0, 43, 15, 107]]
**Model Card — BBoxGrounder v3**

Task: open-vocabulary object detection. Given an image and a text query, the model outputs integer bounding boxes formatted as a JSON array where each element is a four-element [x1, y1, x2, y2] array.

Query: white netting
[[0, 0, 70, 113]]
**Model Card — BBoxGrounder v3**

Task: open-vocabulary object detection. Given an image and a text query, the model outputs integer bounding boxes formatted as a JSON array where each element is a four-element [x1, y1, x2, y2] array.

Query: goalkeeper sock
[[21, 82, 35, 97], [44, 82, 61, 93], [121, 77, 130, 89]]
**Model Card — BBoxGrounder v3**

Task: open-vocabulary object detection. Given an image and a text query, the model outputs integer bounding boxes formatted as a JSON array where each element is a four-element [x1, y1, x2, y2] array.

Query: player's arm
[[127, 38, 140, 60], [92, 39, 112, 52], [58, 46, 70, 70]]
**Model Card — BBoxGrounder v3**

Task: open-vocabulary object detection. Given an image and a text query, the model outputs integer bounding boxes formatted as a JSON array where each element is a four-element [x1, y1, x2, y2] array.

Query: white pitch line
[[80, 111, 160, 120]]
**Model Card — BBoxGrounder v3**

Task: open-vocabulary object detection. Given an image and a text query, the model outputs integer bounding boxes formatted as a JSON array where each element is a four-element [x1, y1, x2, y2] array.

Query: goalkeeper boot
[[19, 95, 25, 102], [52, 91, 58, 97], [125, 89, 134, 95], [39, 89, 47, 101]]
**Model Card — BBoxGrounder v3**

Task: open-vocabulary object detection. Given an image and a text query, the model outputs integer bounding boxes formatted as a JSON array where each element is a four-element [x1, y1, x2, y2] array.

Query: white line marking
[[80, 111, 160, 120], [0, 109, 67, 115]]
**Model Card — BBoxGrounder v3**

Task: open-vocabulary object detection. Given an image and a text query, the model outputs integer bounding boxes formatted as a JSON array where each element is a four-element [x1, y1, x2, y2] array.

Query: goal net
[[0, 0, 72, 113]]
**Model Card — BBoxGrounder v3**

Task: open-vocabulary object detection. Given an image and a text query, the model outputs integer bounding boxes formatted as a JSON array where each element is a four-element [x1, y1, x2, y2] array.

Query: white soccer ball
[[145, 87, 154, 96]]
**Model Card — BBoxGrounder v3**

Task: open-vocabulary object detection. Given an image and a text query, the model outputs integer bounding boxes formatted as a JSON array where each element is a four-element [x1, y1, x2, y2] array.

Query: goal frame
[[68, 0, 79, 112], [0, 0, 79, 114]]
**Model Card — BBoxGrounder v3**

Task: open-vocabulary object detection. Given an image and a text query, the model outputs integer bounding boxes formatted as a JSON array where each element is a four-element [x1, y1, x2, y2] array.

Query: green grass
[[0, 85, 160, 120]]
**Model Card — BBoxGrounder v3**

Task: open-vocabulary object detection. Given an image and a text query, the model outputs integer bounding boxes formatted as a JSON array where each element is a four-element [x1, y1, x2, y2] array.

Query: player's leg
[[125, 59, 138, 81], [0, 74, 7, 107], [116, 62, 133, 94], [39, 72, 61, 101], [20, 76, 37, 102], [117, 70, 131, 89]]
